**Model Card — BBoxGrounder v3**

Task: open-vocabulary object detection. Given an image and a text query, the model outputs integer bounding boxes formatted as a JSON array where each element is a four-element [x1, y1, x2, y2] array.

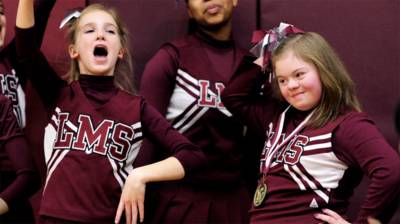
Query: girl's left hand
[[115, 170, 146, 224], [314, 208, 351, 224]]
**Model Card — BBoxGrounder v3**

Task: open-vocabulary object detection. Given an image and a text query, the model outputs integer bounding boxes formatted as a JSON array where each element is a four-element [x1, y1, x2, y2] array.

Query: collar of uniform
[[79, 74, 116, 91], [194, 29, 234, 49]]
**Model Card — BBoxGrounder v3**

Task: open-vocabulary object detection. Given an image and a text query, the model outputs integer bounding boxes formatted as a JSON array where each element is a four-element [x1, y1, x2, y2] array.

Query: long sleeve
[[221, 55, 280, 138], [5, 0, 56, 87], [15, 26, 65, 110], [0, 137, 38, 205], [333, 114, 400, 223], [0, 96, 38, 205], [139, 44, 179, 115], [135, 44, 179, 167], [140, 99, 205, 176]]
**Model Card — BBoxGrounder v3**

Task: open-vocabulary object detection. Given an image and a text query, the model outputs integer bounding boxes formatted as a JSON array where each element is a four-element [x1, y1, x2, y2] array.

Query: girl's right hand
[[114, 169, 146, 224]]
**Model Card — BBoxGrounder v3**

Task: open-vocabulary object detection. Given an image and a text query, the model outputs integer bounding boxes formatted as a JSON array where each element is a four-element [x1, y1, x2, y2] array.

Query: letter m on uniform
[[72, 115, 114, 155]]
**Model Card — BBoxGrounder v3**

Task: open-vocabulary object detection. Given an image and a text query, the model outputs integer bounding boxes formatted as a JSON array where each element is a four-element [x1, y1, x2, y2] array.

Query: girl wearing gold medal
[[222, 23, 400, 224]]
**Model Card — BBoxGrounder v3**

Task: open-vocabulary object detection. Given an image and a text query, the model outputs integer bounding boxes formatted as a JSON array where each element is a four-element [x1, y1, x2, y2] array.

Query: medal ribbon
[[261, 106, 314, 175]]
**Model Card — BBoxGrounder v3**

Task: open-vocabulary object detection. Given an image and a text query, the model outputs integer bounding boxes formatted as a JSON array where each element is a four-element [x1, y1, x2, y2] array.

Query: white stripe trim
[[108, 157, 124, 189], [284, 164, 306, 190], [304, 142, 332, 151], [314, 189, 330, 203], [44, 150, 69, 192], [131, 122, 142, 130], [176, 76, 200, 96], [309, 133, 332, 142], [178, 107, 209, 133], [173, 104, 199, 129], [133, 131, 143, 138], [177, 69, 199, 86], [292, 165, 329, 203]]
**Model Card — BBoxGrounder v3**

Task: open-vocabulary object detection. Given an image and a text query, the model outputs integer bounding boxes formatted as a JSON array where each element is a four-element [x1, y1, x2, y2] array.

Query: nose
[[96, 30, 105, 40], [287, 79, 299, 90]]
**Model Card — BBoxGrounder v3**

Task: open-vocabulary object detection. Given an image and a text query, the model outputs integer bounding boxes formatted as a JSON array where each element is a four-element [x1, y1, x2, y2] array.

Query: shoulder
[[337, 111, 374, 130], [333, 111, 384, 144], [168, 35, 196, 49]]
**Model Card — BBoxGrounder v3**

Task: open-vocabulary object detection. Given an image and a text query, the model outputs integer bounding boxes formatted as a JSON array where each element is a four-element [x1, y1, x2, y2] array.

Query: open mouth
[[93, 45, 108, 57]]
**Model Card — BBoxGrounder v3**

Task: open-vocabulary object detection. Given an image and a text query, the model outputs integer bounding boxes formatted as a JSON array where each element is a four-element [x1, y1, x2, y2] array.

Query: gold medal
[[253, 183, 267, 207]]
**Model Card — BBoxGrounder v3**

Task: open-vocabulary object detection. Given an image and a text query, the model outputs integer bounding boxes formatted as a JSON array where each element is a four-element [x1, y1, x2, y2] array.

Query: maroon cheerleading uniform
[[221, 56, 400, 224], [140, 30, 252, 223], [0, 94, 36, 208], [0, 1, 55, 222], [16, 26, 205, 223]]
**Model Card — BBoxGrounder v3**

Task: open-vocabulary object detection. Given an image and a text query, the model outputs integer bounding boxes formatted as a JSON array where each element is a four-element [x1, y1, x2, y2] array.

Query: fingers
[[314, 209, 350, 224], [321, 208, 343, 220], [138, 200, 145, 223], [114, 200, 124, 224], [314, 213, 337, 224], [125, 201, 132, 224], [131, 202, 138, 224]]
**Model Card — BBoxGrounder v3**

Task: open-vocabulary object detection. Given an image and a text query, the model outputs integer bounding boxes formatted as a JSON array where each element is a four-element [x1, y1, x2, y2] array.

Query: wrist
[[130, 167, 148, 184]]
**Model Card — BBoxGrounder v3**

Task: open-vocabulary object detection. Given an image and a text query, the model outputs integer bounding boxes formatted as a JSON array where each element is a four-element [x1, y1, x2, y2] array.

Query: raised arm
[[15, 0, 64, 109], [16, 0, 34, 29], [5, 0, 56, 88], [221, 55, 280, 138]]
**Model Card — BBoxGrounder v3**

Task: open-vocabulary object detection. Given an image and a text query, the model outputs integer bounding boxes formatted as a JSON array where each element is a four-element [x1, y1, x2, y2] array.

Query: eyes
[[82, 26, 117, 35], [277, 72, 305, 85]]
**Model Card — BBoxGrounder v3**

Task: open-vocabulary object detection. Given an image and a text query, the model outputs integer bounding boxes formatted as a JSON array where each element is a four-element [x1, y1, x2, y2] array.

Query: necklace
[[253, 106, 314, 207]]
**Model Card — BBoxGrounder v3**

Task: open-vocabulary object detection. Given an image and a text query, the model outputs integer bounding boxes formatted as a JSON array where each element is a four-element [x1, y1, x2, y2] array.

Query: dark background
[[4, 0, 399, 222]]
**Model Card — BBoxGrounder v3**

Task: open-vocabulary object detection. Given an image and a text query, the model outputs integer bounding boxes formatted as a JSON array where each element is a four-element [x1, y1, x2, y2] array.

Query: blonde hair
[[271, 32, 361, 128], [66, 3, 135, 94]]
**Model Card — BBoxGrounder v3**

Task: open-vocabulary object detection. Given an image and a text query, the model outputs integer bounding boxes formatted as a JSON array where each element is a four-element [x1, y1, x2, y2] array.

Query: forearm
[[16, 0, 35, 29], [141, 100, 206, 175], [34, 0, 56, 47], [131, 157, 185, 184], [221, 56, 275, 135], [334, 117, 400, 223], [0, 137, 38, 204], [355, 165, 400, 223]]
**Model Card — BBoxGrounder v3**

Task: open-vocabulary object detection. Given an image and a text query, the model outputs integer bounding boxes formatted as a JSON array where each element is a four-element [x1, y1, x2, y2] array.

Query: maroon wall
[[3, 0, 399, 222]]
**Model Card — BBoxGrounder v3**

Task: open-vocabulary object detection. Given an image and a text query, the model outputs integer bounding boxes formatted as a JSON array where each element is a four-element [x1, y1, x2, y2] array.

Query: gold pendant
[[253, 183, 267, 207]]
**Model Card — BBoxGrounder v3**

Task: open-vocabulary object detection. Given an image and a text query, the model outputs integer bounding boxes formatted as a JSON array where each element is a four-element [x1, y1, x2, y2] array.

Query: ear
[[118, 48, 125, 59], [69, 44, 79, 59]]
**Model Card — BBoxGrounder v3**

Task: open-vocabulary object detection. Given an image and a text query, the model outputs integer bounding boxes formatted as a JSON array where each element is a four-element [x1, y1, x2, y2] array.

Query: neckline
[[194, 29, 234, 49], [75, 75, 121, 111]]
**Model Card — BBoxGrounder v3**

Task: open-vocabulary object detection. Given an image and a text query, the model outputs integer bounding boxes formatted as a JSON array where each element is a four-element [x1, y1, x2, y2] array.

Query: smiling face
[[0, 0, 6, 48], [69, 9, 124, 76], [275, 50, 322, 111], [187, 0, 237, 29]]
